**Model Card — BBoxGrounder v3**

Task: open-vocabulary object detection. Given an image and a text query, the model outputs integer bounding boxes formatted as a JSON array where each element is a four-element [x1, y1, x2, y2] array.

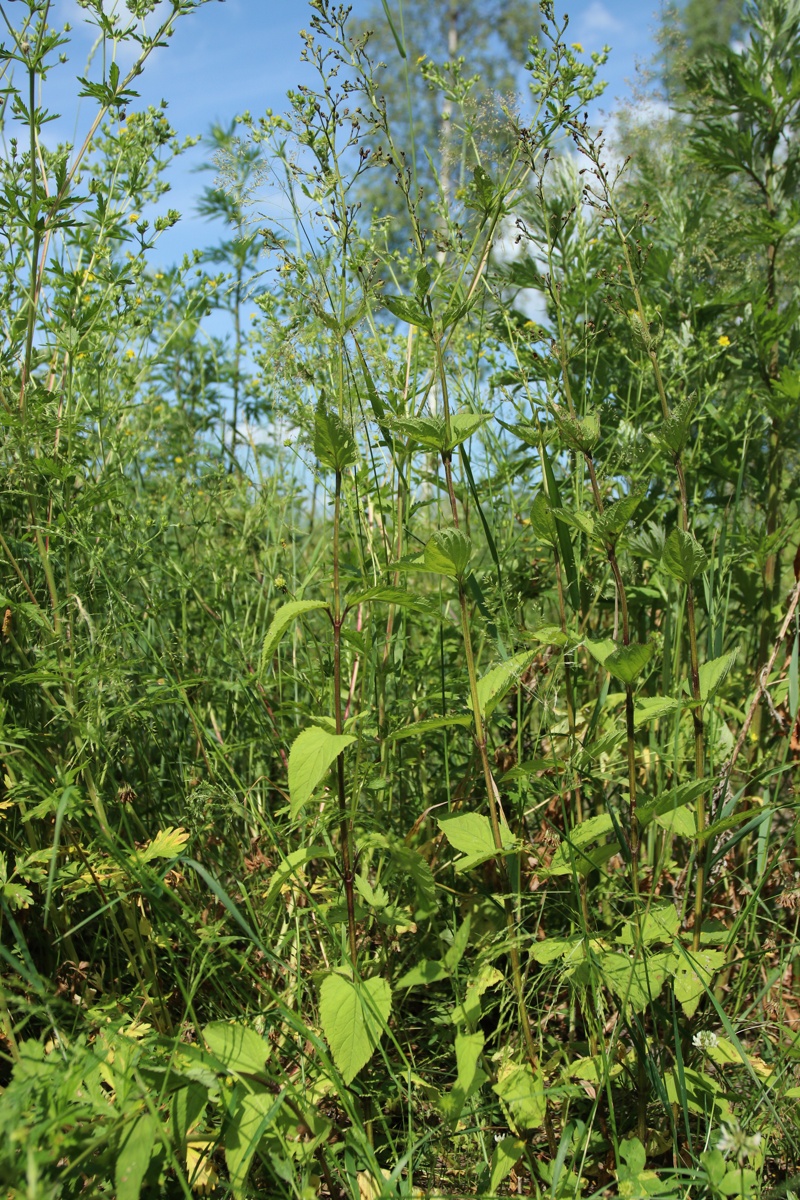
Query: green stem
[[458, 582, 540, 1071], [333, 468, 358, 970], [554, 551, 583, 824], [435, 333, 539, 1071]]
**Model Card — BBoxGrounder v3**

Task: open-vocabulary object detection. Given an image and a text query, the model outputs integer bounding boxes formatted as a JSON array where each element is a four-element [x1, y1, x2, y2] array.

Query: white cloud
[[578, 1, 626, 38]]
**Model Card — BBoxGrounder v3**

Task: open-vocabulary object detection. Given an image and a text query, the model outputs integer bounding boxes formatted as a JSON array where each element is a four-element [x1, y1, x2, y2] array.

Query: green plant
[[2, 0, 800, 1196]]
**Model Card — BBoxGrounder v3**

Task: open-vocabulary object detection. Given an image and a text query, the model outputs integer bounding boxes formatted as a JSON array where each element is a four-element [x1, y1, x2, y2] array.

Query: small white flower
[[693, 1030, 718, 1051], [716, 1119, 762, 1166]]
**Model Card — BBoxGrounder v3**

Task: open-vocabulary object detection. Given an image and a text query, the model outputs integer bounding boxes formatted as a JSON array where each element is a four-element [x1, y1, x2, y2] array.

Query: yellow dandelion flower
[[717, 334, 731, 347], [174, 457, 183, 465]]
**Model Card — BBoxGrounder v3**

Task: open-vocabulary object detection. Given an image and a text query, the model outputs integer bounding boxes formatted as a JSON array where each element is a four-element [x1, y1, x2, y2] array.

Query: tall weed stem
[[333, 467, 358, 969]]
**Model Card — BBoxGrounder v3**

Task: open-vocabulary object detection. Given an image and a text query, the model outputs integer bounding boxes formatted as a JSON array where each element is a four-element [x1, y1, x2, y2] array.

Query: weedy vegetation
[[1, 0, 800, 1196]]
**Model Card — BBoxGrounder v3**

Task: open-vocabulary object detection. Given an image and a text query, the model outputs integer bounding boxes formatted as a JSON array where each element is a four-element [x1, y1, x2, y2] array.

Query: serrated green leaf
[[379, 838, 438, 916], [439, 812, 495, 856], [446, 412, 491, 450], [135, 826, 190, 863], [530, 490, 557, 545], [699, 650, 737, 702], [527, 623, 570, 646], [553, 408, 600, 452], [547, 813, 616, 875], [605, 640, 656, 684], [662, 528, 708, 583], [288, 727, 356, 816], [203, 1022, 270, 1076], [390, 714, 472, 741], [347, 585, 434, 613], [318, 974, 391, 1084], [633, 695, 680, 727], [655, 805, 696, 837], [531, 935, 585, 964], [423, 528, 472, 579], [583, 637, 617, 667], [552, 507, 595, 537], [313, 402, 357, 471], [382, 292, 432, 330], [619, 900, 679, 946], [493, 1062, 546, 1131], [639, 778, 709, 827], [600, 951, 673, 1012], [259, 600, 328, 678], [660, 393, 697, 454], [593, 493, 643, 544], [469, 650, 536, 718], [387, 415, 446, 450], [1, 880, 33, 909]]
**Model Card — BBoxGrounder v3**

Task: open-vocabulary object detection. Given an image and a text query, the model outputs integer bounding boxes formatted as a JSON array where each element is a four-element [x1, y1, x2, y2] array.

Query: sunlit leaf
[[288, 727, 356, 816], [319, 973, 391, 1084]]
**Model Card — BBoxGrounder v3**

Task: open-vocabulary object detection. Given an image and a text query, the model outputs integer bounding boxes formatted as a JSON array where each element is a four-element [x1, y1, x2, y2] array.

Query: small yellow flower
[[124, 349, 135, 359], [717, 334, 731, 347], [174, 456, 184, 465], [128, 212, 141, 223], [416, 54, 426, 64], [571, 42, 583, 52]]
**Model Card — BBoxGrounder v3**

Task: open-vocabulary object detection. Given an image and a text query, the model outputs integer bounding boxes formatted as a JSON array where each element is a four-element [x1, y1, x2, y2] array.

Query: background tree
[[353, 0, 539, 245], [659, 0, 747, 96], [197, 121, 267, 467]]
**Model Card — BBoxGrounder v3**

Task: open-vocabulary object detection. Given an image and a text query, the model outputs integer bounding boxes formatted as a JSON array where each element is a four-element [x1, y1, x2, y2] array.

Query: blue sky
[[39, 0, 667, 268]]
